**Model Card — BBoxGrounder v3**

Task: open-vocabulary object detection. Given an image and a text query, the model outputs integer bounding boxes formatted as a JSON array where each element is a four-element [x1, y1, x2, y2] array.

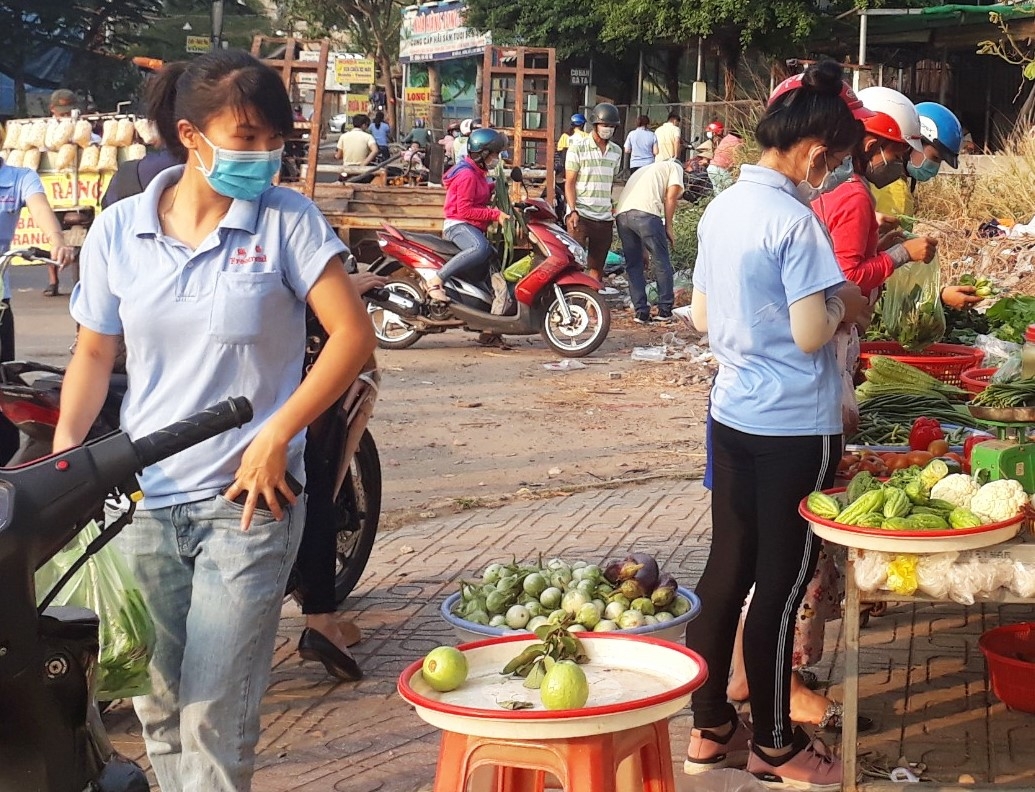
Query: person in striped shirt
[[564, 103, 623, 280]]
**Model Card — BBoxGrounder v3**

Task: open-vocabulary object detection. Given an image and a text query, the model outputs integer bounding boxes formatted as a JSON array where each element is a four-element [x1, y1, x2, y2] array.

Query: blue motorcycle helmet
[[571, 113, 587, 128], [915, 102, 963, 169]]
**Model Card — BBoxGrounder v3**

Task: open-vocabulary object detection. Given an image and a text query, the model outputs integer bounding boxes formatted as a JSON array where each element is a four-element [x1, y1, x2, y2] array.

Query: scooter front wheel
[[540, 285, 611, 357], [367, 276, 425, 349]]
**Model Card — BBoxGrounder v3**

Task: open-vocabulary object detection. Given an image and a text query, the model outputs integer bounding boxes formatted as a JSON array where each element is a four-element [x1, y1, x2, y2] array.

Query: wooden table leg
[[843, 550, 862, 792]]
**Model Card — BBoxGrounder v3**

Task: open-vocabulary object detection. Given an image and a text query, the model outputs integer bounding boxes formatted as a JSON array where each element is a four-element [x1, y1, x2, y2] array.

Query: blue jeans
[[616, 210, 674, 314], [114, 494, 305, 792], [441, 222, 493, 284]]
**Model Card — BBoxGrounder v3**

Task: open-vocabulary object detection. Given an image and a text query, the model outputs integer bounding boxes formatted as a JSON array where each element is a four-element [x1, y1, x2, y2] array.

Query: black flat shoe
[[817, 701, 873, 733], [297, 627, 363, 682]]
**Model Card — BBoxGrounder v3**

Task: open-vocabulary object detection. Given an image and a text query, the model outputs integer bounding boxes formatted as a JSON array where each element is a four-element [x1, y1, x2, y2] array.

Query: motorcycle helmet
[[915, 101, 963, 168], [858, 86, 923, 152], [767, 73, 874, 121], [415, 117, 426, 128], [589, 103, 620, 126], [705, 121, 725, 136], [460, 118, 481, 136], [571, 112, 587, 127], [467, 128, 508, 163]]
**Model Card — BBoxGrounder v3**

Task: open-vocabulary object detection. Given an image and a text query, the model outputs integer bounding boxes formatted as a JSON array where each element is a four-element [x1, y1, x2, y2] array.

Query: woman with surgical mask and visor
[[54, 50, 376, 792]]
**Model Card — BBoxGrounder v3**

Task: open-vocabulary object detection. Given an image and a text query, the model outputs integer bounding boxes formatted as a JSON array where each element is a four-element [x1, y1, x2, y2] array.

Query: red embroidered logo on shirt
[[229, 245, 269, 266]]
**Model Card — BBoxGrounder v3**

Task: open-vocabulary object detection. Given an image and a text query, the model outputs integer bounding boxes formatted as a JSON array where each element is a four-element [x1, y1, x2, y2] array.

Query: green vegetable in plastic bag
[[503, 254, 533, 282], [882, 253, 946, 352], [35, 520, 155, 700]]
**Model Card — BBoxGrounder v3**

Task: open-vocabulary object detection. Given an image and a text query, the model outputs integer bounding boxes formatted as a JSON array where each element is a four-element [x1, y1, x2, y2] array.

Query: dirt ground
[[371, 310, 714, 528]]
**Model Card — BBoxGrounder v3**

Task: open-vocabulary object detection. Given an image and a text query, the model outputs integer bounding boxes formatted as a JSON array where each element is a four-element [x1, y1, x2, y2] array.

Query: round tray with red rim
[[800, 487, 1023, 553], [397, 632, 707, 739]]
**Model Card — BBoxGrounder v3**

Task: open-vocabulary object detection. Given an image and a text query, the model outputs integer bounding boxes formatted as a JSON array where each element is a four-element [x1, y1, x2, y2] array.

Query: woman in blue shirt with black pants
[[682, 61, 871, 791]]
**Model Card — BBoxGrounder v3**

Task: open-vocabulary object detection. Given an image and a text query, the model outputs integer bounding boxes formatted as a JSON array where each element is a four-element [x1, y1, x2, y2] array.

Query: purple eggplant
[[602, 560, 624, 584], [651, 574, 678, 608], [619, 577, 647, 600], [627, 552, 660, 593]]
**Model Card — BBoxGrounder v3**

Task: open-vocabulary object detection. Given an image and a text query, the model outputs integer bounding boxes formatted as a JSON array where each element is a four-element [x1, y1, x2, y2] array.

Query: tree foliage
[[462, 0, 606, 60]]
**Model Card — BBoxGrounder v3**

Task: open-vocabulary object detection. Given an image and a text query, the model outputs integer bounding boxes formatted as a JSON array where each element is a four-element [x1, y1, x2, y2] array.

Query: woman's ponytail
[[145, 61, 188, 160]]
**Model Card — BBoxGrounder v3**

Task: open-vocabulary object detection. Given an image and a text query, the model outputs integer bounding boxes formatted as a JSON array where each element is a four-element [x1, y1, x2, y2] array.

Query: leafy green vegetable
[[986, 295, 1035, 344]]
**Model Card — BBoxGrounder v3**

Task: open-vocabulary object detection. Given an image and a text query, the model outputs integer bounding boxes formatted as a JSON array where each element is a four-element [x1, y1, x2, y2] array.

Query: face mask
[[795, 148, 827, 203], [866, 146, 906, 189], [906, 158, 941, 182], [194, 130, 282, 201], [820, 155, 853, 194], [706, 131, 714, 140], [597, 126, 615, 140]]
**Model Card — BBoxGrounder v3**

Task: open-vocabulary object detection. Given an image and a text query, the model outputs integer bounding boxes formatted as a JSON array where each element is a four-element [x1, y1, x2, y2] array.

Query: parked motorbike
[[363, 173, 611, 357], [0, 396, 253, 792], [0, 248, 381, 605]]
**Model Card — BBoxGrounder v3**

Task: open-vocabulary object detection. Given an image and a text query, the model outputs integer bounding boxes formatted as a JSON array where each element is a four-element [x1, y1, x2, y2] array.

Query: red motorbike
[[363, 174, 611, 357]]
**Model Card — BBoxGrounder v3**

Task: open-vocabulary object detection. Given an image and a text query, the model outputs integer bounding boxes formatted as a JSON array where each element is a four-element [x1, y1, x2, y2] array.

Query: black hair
[[637, 114, 650, 127], [755, 60, 862, 154], [353, 113, 371, 129], [146, 49, 294, 163], [373, 110, 385, 126], [667, 112, 680, 122]]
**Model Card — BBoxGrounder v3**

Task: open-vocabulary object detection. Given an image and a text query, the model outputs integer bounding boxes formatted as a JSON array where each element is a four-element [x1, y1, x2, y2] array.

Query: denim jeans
[[615, 210, 674, 314], [114, 494, 305, 792], [441, 222, 493, 284]]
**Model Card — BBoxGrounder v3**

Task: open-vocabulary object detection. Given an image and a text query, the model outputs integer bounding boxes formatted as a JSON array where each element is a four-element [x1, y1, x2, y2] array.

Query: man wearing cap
[[50, 89, 78, 118]]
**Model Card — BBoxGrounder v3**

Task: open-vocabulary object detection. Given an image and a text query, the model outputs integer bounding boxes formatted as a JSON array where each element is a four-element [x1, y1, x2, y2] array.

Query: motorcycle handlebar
[[132, 397, 254, 469]]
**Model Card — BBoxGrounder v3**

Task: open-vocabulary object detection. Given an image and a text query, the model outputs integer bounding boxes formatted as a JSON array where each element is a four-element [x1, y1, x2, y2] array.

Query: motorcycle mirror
[[343, 254, 359, 274], [510, 167, 523, 183]]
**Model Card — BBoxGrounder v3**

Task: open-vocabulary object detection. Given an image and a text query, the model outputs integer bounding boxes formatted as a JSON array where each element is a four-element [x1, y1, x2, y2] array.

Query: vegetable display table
[[841, 534, 1035, 792], [397, 633, 707, 791]]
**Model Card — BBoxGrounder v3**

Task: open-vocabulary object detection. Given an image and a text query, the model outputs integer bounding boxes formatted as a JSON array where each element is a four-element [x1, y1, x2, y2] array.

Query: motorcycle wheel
[[333, 428, 382, 603], [367, 276, 425, 350], [540, 285, 611, 357]]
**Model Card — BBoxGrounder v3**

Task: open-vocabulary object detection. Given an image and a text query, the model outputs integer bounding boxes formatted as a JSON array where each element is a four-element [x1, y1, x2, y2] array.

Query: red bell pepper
[[963, 433, 987, 473], [908, 417, 943, 451]]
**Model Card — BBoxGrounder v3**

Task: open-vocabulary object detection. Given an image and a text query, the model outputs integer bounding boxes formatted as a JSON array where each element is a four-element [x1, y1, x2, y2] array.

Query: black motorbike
[[0, 397, 254, 792]]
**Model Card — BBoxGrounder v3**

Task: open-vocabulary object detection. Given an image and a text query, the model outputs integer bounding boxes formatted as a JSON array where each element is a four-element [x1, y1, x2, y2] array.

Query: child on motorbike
[[425, 128, 509, 303]]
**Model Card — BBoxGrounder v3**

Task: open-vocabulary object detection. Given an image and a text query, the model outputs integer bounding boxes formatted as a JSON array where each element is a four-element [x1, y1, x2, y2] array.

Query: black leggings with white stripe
[[685, 419, 839, 750]]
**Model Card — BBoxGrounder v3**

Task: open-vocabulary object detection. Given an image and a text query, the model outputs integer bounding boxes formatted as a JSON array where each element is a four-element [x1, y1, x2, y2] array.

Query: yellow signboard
[[185, 35, 211, 54], [335, 58, 375, 86], [345, 93, 370, 115], [13, 172, 111, 250], [404, 87, 431, 105]]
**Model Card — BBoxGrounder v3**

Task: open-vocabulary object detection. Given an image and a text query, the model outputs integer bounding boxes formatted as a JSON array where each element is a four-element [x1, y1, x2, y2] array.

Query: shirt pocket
[[208, 271, 280, 345]]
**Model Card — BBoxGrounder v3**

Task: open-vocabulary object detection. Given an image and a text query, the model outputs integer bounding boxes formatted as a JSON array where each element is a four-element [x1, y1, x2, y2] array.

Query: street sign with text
[[571, 68, 591, 86], [185, 36, 211, 54]]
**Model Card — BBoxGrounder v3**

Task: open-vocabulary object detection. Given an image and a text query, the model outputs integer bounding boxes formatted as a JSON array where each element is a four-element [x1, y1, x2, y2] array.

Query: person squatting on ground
[[53, 49, 377, 792], [683, 60, 870, 792], [564, 103, 623, 281], [425, 128, 509, 303], [614, 158, 684, 325]]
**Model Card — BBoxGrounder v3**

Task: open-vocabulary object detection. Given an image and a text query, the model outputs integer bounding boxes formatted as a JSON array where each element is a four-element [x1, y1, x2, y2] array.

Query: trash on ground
[[543, 360, 588, 371], [631, 346, 667, 362]]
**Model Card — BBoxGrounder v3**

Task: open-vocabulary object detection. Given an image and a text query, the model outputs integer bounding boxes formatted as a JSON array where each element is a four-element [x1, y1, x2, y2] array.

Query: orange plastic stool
[[432, 719, 677, 792]]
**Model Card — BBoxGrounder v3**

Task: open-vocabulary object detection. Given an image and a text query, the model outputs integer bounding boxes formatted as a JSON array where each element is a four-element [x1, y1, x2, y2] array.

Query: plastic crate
[[961, 367, 998, 395], [858, 342, 984, 387], [979, 622, 1035, 713]]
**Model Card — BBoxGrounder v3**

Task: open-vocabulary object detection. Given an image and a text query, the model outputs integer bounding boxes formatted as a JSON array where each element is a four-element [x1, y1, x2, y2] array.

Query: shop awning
[[840, 3, 1035, 47]]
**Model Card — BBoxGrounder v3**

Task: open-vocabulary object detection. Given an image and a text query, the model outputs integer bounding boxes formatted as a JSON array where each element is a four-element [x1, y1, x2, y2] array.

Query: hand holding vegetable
[[940, 284, 982, 310], [903, 236, 937, 263]]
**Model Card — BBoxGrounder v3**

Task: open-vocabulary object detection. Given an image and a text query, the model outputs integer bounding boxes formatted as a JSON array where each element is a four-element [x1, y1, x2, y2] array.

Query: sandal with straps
[[425, 280, 448, 302]]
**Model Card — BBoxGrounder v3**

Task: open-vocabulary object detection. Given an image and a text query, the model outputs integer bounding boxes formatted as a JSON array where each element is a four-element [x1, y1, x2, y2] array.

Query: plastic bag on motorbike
[[35, 521, 156, 700], [503, 254, 533, 283], [882, 253, 946, 351]]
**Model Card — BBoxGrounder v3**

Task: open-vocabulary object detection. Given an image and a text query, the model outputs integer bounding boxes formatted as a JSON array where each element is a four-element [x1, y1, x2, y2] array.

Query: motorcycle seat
[[40, 606, 99, 641], [402, 232, 460, 256]]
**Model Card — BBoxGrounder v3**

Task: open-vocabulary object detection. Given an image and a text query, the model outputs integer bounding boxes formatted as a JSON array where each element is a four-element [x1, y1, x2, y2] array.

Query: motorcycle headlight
[[554, 230, 588, 266]]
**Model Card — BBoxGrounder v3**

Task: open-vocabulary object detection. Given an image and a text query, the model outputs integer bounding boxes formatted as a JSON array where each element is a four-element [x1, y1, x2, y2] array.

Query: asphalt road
[[8, 261, 77, 365]]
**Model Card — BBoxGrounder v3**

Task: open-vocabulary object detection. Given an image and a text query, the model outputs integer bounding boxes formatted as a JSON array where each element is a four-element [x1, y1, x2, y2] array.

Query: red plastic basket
[[858, 342, 985, 387], [961, 367, 998, 396], [979, 622, 1035, 713]]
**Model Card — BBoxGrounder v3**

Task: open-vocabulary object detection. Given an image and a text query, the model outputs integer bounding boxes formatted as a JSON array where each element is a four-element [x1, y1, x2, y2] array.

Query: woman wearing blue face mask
[[53, 50, 376, 792]]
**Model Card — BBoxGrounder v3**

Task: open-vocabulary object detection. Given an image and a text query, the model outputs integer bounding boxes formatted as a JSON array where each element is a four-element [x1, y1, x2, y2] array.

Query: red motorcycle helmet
[[705, 121, 725, 136], [767, 73, 875, 122]]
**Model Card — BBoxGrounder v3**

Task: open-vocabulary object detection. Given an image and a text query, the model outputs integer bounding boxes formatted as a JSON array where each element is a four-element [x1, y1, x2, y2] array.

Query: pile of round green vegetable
[[451, 556, 694, 633]]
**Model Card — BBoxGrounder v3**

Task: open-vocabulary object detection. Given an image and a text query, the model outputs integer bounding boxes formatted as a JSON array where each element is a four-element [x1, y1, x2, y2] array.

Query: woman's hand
[[876, 212, 900, 235], [350, 271, 388, 295], [836, 281, 869, 326], [223, 427, 296, 530], [497, 210, 511, 223], [941, 284, 983, 310], [903, 236, 937, 263], [51, 244, 76, 268]]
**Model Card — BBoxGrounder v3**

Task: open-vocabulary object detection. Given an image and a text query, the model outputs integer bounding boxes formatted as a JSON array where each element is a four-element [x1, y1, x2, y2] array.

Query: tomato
[[858, 459, 885, 474], [886, 454, 912, 471], [927, 439, 950, 457], [905, 450, 934, 467]]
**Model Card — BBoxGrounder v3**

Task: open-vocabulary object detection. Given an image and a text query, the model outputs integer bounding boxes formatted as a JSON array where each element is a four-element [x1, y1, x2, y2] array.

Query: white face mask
[[795, 147, 828, 204], [597, 126, 615, 140]]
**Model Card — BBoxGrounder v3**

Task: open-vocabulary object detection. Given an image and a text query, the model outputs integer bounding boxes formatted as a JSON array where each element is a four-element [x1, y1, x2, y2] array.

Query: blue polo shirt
[[0, 163, 45, 299], [624, 128, 658, 168], [71, 166, 347, 509], [693, 164, 845, 437]]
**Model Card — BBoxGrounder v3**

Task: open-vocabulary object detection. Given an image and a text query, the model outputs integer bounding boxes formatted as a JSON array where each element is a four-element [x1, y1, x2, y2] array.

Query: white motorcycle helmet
[[459, 118, 480, 136], [857, 86, 923, 153]]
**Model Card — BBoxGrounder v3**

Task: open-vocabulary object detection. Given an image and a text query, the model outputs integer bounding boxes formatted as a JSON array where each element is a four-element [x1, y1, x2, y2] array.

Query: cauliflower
[[968, 479, 1028, 523], [930, 474, 980, 509]]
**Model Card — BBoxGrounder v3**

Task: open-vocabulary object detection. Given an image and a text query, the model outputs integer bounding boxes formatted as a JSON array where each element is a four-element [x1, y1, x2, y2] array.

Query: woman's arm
[[788, 282, 866, 354], [53, 329, 120, 451], [25, 192, 75, 267], [451, 170, 503, 224], [690, 287, 708, 332], [224, 259, 376, 528]]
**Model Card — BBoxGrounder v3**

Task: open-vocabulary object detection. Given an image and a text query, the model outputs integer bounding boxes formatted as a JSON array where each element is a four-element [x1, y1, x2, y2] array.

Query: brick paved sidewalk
[[105, 480, 1035, 790]]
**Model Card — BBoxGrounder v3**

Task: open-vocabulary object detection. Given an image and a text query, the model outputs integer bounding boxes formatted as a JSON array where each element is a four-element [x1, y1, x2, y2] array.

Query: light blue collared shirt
[[71, 166, 347, 509], [693, 164, 846, 437], [0, 163, 45, 299]]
